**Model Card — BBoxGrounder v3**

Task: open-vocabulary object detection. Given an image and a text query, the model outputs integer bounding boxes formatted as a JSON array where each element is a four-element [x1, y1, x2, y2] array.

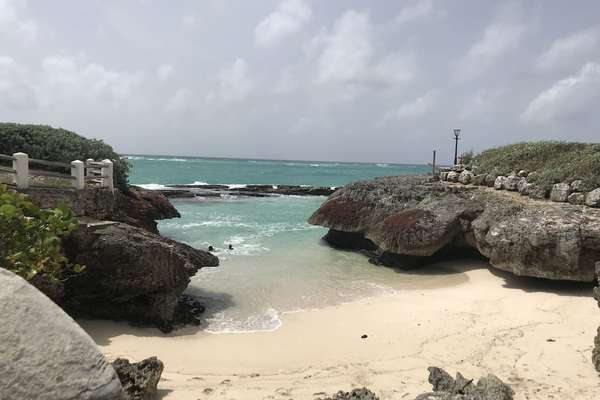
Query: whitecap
[[135, 183, 168, 190]]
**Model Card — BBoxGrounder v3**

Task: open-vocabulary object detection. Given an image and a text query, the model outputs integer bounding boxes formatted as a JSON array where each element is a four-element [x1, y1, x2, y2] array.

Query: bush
[[0, 122, 129, 190], [472, 141, 600, 188], [0, 184, 81, 283]]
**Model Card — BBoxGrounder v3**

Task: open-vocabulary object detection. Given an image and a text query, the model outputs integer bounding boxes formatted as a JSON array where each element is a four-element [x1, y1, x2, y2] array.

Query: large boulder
[[550, 183, 570, 202], [493, 176, 506, 190], [62, 222, 219, 331], [309, 176, 600, 281], [21, 186, 180, 233], [503, 175, 520, 191], [112, 357, 163, 400], [0, 268, 122, 400], [447, 171, 460, 182], [586, 189, 600, 207], [414, 367, 513, 400], [458, 170, 474, 184]]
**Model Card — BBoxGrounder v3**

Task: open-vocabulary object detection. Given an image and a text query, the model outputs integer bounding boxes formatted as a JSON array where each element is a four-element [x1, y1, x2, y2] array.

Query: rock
[[517, 170, 528, 177], [484, 173, 497, 187], [414, 367, 513, 400], [571, 180, 592, 193], [323, 229, 377, 250], [493, 176, 506, 190], [585, 188, 600, 207], [62, 222, 219, 331], [309, 175, 600, 281], [440, 172, 449, 181], [21, 186, 180, 234], [528, 184, 550, 200], [317, 388, 379, 400], [472, 174, 487, 186], [447, 171, 460, 182], [567, 192, 585, 205], [0, 268, 122, 400], [458, 170, 474, 184], [112, 357, 163, 400], [504, 175, 520, 191], [550, 183, 571, 202], [517, 179, 533, 196]]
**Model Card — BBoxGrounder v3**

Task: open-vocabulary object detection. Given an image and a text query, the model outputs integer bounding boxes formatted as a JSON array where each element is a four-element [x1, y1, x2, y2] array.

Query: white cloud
[[536, 27, 600, 72], [455, 6, 527, 81], [156, 64, 174, 81], [182, 15, 198, 30], [459, 89, 505, 121], [166, 88, 194, 112], [0, 56, 37, 109], [386, 91, 438, 120], [273, 67, 298, 94], [41, 56, 144, 105], [522, 62, 600, 124], [0, 0, 38, 43], [372, 53, 416, 85], [215, 58, 253, 102], [255, 0, 312, 47], [315, 10, 372, 84], [393, 0, 436, 26]]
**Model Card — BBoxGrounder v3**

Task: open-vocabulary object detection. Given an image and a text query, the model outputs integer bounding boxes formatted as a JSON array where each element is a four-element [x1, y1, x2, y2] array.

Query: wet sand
[[80, 260, 600, 399]]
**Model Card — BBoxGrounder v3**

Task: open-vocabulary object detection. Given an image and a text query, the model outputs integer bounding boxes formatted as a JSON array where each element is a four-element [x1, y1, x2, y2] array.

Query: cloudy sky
[[1, 0, 599, 164]]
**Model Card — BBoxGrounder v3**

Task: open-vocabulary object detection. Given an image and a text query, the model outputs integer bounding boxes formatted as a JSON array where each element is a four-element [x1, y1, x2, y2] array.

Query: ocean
[[128, 155, 432, 333]]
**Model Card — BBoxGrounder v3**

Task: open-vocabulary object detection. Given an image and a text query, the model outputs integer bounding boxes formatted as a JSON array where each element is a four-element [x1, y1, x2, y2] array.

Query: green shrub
[[472, 141, 600, 188], [0, 184, 82, 283], [0, 122, 129, 190]]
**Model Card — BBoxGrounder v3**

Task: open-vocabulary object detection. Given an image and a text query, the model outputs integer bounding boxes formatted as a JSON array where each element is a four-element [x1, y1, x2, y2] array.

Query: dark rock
[[309, 175, 600, 281], [20, 186, 180, 234], [62, 222, 218, 331], [527, 184, 550, 200], [484, 173, 497, 187], [472, 174, 486, 186], [414, 367, 513, 400], [323, 229, 378, 250], [317, 388, 379, 400], [112, 357, 163, 400]]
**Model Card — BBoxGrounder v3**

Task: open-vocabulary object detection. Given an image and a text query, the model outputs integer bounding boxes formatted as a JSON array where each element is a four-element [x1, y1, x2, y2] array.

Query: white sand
[[80, 260, 600, 399]]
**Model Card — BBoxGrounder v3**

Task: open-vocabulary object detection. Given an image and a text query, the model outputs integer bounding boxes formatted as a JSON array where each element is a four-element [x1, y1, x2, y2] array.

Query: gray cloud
[[1, 0, 599, 165]]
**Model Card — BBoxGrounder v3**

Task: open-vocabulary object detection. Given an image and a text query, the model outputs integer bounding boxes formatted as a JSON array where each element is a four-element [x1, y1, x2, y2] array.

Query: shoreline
[[80, 260, 599, 399]]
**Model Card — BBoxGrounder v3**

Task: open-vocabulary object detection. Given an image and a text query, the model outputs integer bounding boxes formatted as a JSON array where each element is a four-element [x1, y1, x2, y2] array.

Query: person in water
[[208, 245, 214, 252], [228, 244, 234, 250]]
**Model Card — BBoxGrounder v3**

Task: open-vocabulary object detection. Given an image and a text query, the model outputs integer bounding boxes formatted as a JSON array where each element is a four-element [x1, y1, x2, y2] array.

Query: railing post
[[71, 160, 85, 190], [12, 152, 29, 189], [101, 159, 114, 189]]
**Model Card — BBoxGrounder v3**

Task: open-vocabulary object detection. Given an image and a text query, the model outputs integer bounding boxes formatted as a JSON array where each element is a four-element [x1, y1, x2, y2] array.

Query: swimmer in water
[[228, 244, 234, 250], [208, 245, 214, 252]]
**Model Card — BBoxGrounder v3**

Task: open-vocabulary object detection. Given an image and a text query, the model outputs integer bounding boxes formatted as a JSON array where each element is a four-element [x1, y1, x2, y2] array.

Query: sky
[[1, 0, 599, 164]]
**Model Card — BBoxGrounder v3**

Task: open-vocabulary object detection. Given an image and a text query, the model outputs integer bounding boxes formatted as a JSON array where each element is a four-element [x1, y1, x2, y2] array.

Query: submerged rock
[[414, 367, 513, 400], [63, 222, 218, 331], [112, 357, 163, 400], [309, 175, 600, 281], [0, 268, 122, 400]]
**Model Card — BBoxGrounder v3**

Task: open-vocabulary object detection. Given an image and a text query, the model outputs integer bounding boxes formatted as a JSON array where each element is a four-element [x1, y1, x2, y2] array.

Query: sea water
[[128, 155, 435, 333]]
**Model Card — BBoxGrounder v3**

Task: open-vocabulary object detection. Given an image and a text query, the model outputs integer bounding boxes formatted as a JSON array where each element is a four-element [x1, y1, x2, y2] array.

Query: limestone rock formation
[[317, 388, 379, 400], [586, 189, 600, 208], [309, 175, 600, 281], [0, 268, 122, 400], [63, 222, 219, 331], [112, 357, 164, 400], [414, 367, 513, 400], [21, 186, 180, 234]]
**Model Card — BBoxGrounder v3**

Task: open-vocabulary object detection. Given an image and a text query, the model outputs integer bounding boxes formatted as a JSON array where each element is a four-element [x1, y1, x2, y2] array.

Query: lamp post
[[453, 128, 461, 165]]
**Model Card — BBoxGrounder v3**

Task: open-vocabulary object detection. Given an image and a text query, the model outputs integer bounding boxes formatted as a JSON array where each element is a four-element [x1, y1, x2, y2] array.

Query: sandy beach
[[80, 260, 600, 400]]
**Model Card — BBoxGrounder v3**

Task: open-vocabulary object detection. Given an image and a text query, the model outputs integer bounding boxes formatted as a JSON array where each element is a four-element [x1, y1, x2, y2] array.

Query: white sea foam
[[135, 183, 168, 190], [190, 181, 209, 185], [376, 163, 389, 167], [203, 308, 282, 334]]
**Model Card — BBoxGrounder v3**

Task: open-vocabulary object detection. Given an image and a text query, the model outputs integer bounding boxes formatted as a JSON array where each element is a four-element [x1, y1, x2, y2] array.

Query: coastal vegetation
[[470, 141, 600, 188], [0, 184, 80, 283], [0, 123, 130, 190]]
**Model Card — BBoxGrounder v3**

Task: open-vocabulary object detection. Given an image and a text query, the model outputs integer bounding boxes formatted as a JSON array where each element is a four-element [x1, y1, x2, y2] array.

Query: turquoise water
[[128, 156, 434, 333]]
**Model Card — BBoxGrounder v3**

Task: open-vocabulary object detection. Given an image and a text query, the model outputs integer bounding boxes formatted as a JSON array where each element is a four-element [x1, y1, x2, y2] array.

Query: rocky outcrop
[[593, 263, 600, 372], [309, 175, 600, 281], [20, 186, 180, 233], [317, 388, 379, 400], [62, 222, 218, 331], [0, 268, 122, 400], [414, 367, 513, 400], [112, 357, 163, 400]]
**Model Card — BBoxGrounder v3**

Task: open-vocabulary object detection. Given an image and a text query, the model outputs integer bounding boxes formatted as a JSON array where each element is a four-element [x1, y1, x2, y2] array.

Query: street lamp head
[[453, 128, 461, 138]]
